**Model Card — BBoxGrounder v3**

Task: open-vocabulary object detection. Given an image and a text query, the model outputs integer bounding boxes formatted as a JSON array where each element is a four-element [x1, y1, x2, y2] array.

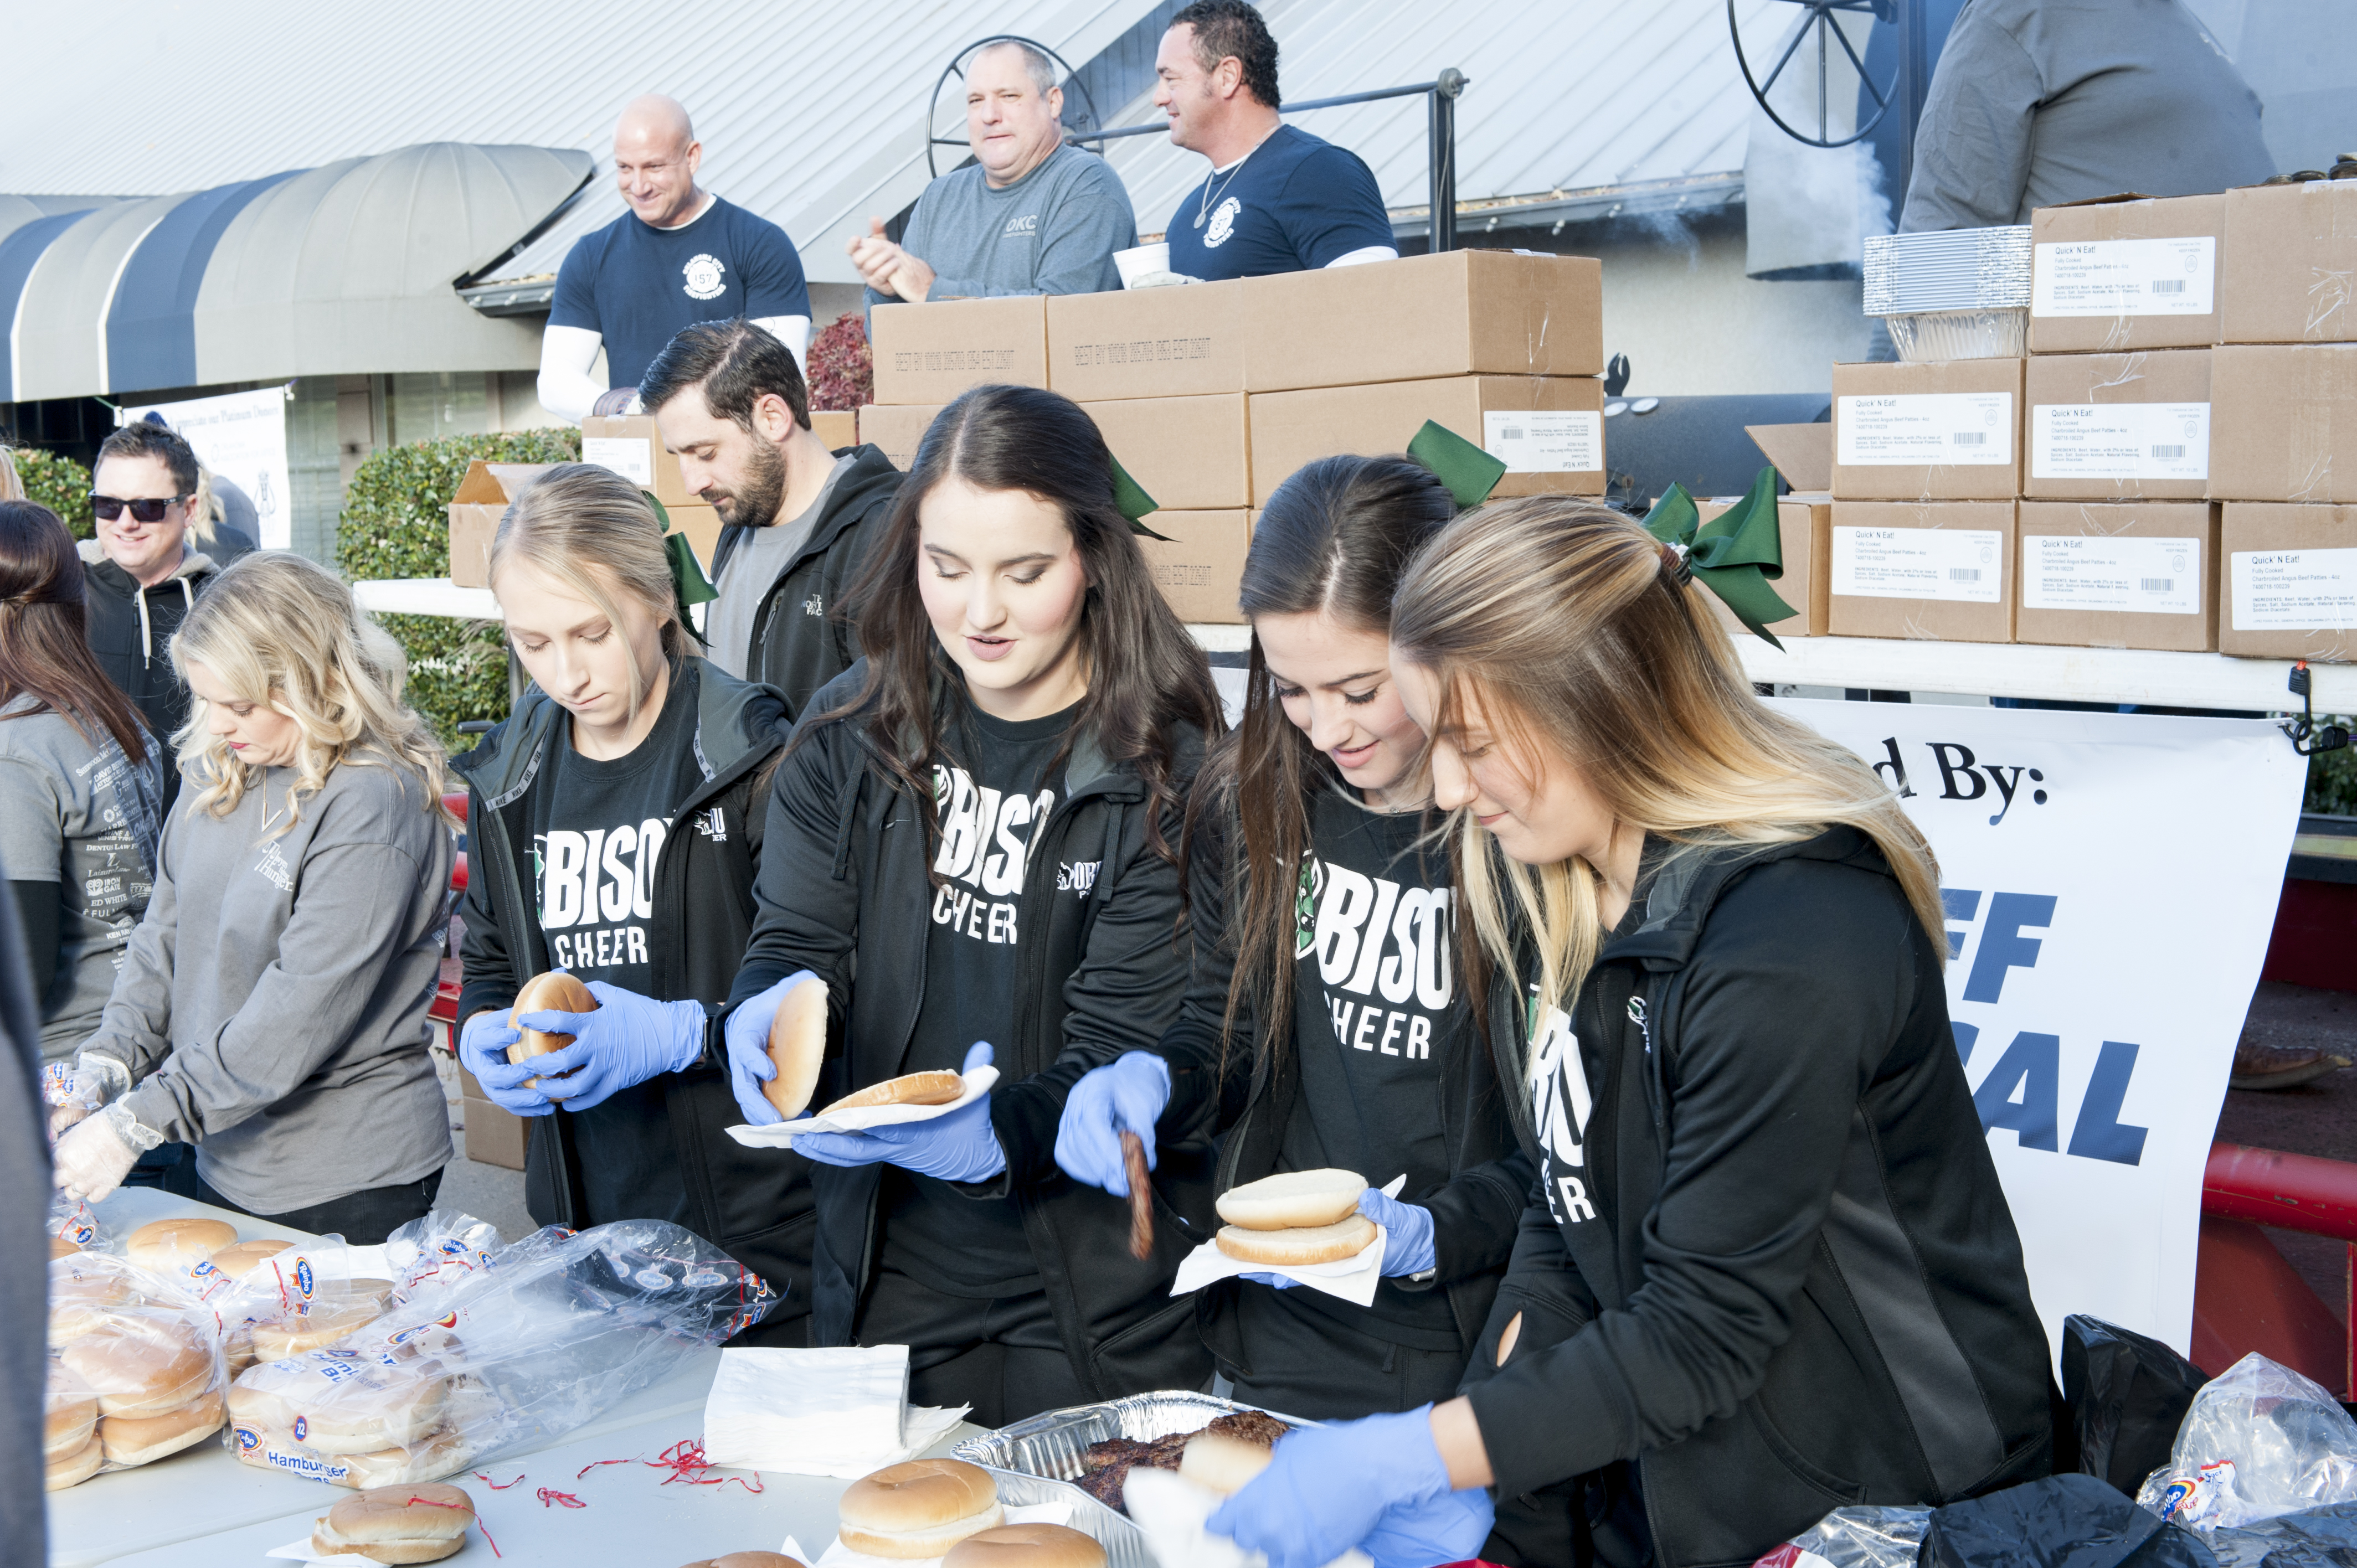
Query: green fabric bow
[[1406, 419, 1509, 509], [1109, 453, 1170, 541], [641, 491, 717, 643], [1640, 465, 1797, 650]]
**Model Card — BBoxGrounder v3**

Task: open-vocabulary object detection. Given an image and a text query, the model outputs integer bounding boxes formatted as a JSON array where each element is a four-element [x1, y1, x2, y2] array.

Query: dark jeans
[[121, 1141, 190, 1189], [1218, 1281, 1469, 1422], [166, 1160, 444, 1246], [853, 1260, 1088, 1428]]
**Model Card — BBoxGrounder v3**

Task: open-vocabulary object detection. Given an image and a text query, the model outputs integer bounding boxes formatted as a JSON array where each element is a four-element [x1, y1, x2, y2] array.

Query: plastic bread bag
[[1753, 1505, 1932, 1568], [200, 1239, 392, 1376], [226, 1218, 776, 1488], [50, 1280, 229, 1479], [2137, 1354, 2357, 1529], [48, 1194, 110, 1257], [376, 1208, 507, 1306]]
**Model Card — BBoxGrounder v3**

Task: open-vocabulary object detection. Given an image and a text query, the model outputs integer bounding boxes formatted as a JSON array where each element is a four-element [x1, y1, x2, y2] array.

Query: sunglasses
[[88, 493, 189, 523]]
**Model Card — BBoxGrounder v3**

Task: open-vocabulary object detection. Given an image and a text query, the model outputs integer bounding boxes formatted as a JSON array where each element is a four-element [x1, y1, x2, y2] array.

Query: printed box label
[[2232, 548, 2357, 630], [2032, 237, 2216, 317], [1833, 527, 2004, 604], [1837, 394, 2013, 466], [1483, 411, 1602, 473], [581, 436, 653, 487], [2023, 535, 2201, 615], [2031, 403, 2210, 481]]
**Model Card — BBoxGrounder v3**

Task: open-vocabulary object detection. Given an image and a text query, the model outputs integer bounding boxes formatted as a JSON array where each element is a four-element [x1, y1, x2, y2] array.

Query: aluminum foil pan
[[953, 1391, 1311, 1568], [1884, 307, 2027, 362], [1864, 226, 2032, 313]]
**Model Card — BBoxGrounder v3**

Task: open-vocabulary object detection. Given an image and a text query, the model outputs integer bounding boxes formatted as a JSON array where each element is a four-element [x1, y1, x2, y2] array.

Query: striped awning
[[1, 142, 591, 403]]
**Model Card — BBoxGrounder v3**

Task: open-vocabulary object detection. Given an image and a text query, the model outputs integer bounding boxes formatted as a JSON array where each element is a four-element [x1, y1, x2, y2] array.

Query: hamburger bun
[[48, 1262, 142, 1343], [322, 1278, 397, 1312], [311, 1482, 475, 1564], [1214, 1169, 1366, 1231], [508, 971, 595, 1094], [45, 1364, 98, 1459], [251, 1301, 379, 1360], [336, 1426, 476, 1490], [296, 1370, 450, 1455], [837, 1458, 1004, 1558], [59, 1314, 213, 1417], [45, 1431, 102, 1490], [821, 1070, 965, 1118], [764, 973, 829, 1120], [100, 1389, 225, 1466], [51, 1236, 80, 1260], [1177, 1431, 1275, 1495], [126, 1216, 239, 1274], [1213, 1213, 1379, 1268], [207, 1238, 294, 1279], [677, 1555, 810, 1568], [944, 1524, 1108, 1568]]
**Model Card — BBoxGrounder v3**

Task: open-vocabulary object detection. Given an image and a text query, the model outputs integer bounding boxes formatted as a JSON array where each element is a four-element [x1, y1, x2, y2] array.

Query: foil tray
[[1884, 307, 2027, 362], [953, 1390, 1311, 1568]]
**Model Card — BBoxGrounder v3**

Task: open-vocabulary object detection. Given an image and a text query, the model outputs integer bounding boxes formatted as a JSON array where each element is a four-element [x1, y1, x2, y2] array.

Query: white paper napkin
[[726, 1067, 999, 1149], [265, 1535, 379, 1565], [702, 1345, 970, 1477], [1124, 1469, 1372, 1568], [1169, 1176, 1403, 1308], [816, 1503, 1073, 1568]]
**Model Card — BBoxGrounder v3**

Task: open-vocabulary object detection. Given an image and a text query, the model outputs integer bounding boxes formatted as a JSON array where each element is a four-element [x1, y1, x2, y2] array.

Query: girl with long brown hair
[[721, 384, 1223, 1424], [0, 501, 161, 1060], [1206, 497, 2054, 1568]]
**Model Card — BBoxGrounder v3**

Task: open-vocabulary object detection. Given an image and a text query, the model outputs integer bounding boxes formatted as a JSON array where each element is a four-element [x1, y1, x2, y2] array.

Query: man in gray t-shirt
[[849, 40, 1135, 307], [1901, 0, 2276, 231]]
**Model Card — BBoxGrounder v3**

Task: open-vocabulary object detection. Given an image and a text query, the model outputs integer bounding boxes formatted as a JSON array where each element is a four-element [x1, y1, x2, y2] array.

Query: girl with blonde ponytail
[[1206, 497, 2056, 1568], [48, 553, 457, 1244]]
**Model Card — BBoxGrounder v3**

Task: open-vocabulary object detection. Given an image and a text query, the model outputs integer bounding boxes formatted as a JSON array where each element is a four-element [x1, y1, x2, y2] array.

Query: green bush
[[2307, 719, 2357, 816], [9, 447, 95, 538], [337, 429, 580, 749]]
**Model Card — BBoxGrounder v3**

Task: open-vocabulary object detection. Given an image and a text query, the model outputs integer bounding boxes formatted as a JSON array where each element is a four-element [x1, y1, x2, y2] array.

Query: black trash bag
[[2066, 1313, 2212, 1497], [2207, 1499, 2357, 1567], [1921, 1473, 2217, 1568]]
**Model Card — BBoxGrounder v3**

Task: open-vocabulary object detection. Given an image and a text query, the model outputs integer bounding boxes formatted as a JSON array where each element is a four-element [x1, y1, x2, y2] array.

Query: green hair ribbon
[[1640, 465, 1796, 650], [1406, 419, 1509, 509], [640, 489, 717, 643], [1108, 452, 1170, 541]]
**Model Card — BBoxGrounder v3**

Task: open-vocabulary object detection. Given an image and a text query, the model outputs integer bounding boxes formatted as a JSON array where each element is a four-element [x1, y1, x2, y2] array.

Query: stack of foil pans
[[1863, 225, 2032, 360]]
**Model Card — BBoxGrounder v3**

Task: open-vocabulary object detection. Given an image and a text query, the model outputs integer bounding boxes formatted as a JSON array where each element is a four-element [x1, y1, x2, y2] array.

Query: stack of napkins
[[701, 1345, 969, 1478]]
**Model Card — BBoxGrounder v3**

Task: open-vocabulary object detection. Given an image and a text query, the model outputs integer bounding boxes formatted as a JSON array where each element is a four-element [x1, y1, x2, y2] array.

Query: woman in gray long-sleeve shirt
[[49, 553, 457, 1243]]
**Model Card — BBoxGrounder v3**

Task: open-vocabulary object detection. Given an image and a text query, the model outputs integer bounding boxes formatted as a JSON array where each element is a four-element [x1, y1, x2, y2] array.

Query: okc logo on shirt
[[1205, 197, 1241, 247], [536, 820, 666, 970], [1303, 853, 1453, 1061], [1527, 988, 1598, 1224], [929, 764, 1054, 944], [682, 253, 727, 301], [1002, 214, 1039, 237]]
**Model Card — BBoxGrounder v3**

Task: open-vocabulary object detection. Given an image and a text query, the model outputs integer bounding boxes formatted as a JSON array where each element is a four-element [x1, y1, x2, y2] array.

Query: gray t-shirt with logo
[[0, 700, 161, 1058], [708, 454, 851, 681], [862, 143, 1135, 312]]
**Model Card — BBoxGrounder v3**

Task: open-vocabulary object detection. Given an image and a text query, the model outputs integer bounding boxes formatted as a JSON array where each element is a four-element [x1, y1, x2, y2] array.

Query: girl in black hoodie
[[723, 385, 1224, 1425], [1207, 496, 2055, 1568]]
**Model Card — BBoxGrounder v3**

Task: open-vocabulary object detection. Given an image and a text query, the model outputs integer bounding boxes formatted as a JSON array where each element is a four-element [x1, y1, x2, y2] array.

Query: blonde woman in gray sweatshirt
[[49, 553, 457, 1243]]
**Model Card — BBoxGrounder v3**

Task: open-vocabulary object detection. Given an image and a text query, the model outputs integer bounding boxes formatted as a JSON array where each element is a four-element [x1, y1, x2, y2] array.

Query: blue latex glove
[[1240, 1272, 1300, 1290], [795, 1042, 1006, 1184], [1053, 1051, 1169, 1195], [722, 971, 820, 1126], [1207, 1405, 1489, 1568], [457, 1008, 554, 1117], [1359, 1185, 1438, 1278], [516, 980, 706, 1112]]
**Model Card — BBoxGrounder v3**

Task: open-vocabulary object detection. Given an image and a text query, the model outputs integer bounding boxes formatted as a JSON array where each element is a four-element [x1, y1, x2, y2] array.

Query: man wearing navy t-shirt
[[1154, 0, 1398, 282], [538, 95, 812, 422]]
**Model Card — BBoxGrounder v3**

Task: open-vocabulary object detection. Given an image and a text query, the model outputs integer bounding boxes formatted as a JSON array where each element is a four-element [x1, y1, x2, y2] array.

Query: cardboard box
[[1830, 358, 2023, 501], [1248, 376, 1605, 505], [1695, 495, 1831, 638], [2023, 349, 2211, 500], [2209, 344, 2357, 503], [810, 410, 859, 449], [1080, 394, 1248, 511], [2221, 502, 2357, 660], [1135, 510, 1250, 623], [667, 502, 722, 569], [464, 1096, 527, 1170], [1047, 280, 1249, 401], [1827, 501, 2017, 643], [869, 295, 1049, 405], [2015, 501, 2217, 651], [2222, 180, 2357, 344], [1239, 250, 1605, 393], [2029, 194, 2226, 353], [581, 415, 698, 506], [857, 403, 944, 471], [447, 461, 562, 587], [1746, 423, 1833, 493]]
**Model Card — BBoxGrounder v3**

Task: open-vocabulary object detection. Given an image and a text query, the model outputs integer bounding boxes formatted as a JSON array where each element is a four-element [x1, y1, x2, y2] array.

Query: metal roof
[[1099, 0, 1782, 236], [0, 0, 1164, 291]]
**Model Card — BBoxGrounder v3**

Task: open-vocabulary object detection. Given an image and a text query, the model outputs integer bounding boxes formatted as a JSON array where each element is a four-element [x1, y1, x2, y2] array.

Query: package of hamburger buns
[[374, 1207, 505, 1308], [227, 1217, 778, 1488], [203, 1238, 395, 1376], [48, 1193, 109, 1258], [48, 1251, 232, 1482]]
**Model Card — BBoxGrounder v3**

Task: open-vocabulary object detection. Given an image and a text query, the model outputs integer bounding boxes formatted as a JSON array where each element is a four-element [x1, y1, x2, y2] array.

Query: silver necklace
[[1193, 130, 1275, 228]]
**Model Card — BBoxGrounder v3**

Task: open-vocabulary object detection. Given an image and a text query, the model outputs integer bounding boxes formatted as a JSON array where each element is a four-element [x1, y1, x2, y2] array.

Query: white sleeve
[[753, 314, 812, 378], [1325, 245, 1401, 269], [536, 324, 608, 425]]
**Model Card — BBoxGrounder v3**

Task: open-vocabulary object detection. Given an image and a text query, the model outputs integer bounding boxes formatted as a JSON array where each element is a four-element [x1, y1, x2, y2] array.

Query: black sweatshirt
[[727, 663, 1217, 1395], [1458, 828, 2055, 1568]]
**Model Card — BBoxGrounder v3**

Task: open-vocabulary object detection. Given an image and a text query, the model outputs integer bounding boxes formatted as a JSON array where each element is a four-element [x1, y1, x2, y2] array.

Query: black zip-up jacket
[[708, 443, 902, 719], [726, 662, 1216, 1395], [454, 659, 815, 1339], [1459, 828, 2054, 1568], [77, 539, 244, 807], [1155, 798, 1533, 1374]]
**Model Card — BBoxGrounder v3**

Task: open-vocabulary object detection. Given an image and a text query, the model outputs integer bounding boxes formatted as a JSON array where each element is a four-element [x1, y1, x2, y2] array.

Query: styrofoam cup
[[1114, 243, 1171, 289]]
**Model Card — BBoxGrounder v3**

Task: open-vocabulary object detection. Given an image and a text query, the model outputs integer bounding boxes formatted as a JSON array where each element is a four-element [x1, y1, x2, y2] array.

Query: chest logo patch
[[1205, 197, 1241, 248], [1002, 213, 1039, 238], [682, 253, 727, 301], [254, 840, 296, 894], [1527, 992, 1598, 1224]]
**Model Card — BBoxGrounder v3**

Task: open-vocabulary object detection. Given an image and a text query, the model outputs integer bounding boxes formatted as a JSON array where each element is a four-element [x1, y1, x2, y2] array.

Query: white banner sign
[[1769, 699, 2306, 1360], [119, 386, 294, 551]]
